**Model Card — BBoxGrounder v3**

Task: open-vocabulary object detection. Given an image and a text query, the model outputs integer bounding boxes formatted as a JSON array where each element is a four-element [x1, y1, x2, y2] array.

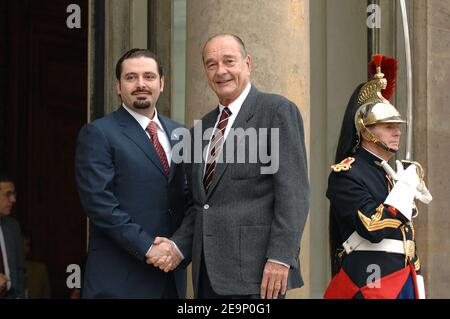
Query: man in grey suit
[[0, 174, 26, 299], [150, 34, 309, 299]]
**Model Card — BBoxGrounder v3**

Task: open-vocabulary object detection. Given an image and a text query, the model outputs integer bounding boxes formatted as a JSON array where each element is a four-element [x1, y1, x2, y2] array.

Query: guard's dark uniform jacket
[[324, 147, 421, 299]]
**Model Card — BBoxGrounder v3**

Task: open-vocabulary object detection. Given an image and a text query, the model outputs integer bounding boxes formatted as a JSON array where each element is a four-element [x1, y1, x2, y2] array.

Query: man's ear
[[160, 76, 165, 92], [115, 80, 121, 97], [246, 54, 252, 73]]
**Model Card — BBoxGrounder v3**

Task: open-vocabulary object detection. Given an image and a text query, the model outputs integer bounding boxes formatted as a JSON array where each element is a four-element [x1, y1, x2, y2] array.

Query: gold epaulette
[[331, 157, 355, 172]]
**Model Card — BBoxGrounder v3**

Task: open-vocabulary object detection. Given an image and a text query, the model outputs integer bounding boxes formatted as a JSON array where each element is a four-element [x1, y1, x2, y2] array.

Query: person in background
[[22, 231, 51, 299], [0, 174, 25, 299], [324, 55, 429, 299]]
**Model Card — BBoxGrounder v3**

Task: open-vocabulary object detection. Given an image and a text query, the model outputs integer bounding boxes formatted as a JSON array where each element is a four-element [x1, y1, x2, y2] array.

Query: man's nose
[[216, 62, 227, 75], [137, 76, 146, 87]]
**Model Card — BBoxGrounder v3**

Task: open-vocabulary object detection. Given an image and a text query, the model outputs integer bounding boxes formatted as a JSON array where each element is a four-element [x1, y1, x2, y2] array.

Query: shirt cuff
[[145, 244, 153, 258], [171, 241, 185, 260], [267, 259, 290, 268]]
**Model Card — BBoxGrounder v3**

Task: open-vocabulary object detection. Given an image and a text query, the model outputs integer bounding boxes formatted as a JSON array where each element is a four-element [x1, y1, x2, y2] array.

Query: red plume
[[372, 54, 383, 68], [368, 54, 398, 102]]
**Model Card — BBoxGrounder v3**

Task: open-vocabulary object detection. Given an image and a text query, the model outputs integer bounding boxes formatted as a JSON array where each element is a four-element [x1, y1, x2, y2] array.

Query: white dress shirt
[[0, 222, 11, 291], [203, 82, 251, 174], [122, 104, 172, 166]]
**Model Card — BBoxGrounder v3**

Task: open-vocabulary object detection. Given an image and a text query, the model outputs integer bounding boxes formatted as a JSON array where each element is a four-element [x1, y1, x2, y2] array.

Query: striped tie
[[146, 121, 170, 175], [203, 107, 231, 192]]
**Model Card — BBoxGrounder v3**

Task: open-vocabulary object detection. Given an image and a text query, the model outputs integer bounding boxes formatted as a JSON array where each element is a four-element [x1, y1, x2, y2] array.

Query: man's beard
[[133, 100, 151, 109]]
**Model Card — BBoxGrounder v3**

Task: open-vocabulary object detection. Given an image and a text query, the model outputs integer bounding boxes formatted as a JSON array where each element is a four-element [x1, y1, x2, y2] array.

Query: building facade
[[90, 0, 449, 298]]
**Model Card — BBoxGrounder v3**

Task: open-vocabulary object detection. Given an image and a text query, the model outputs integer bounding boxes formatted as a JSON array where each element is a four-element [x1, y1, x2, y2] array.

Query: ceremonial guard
[[324, 54, 432, 299]]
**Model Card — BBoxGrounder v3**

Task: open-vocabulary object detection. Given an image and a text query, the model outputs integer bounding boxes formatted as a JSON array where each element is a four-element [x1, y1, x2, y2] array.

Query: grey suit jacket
[[0, 217, 26, 298], [172, 85, 310, 296]]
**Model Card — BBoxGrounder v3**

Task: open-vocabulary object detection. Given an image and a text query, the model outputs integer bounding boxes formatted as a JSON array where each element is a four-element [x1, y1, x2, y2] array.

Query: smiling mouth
[[133, 91, 151, 95], [133, 93, 151, 100], [216, 79, 232, 85]]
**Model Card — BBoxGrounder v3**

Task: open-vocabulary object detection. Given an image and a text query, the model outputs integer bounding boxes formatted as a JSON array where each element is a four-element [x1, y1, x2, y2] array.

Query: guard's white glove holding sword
[[381, 160, 433, 210], [384, 161, 422, 220]]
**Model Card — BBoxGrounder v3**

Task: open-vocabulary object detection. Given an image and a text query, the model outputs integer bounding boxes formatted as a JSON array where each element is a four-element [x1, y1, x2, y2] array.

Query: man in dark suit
[[150, 34, 310, 299], [0, 174, 26, 299], [75, 49, 189, 298]]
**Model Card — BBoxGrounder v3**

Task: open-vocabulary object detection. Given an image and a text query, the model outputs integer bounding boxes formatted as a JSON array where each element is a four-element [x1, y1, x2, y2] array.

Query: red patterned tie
[[203, 107, 232, 192], [146, 121, 170, 175]]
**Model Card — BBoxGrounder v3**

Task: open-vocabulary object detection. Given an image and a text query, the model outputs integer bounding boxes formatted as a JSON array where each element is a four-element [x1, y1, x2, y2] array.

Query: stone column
[[413, 0, 450, 298], [149, 0, 172, 117], [310, 0, 367, 298], [103, 0, 148, 114], [185, 0, 311, 298]]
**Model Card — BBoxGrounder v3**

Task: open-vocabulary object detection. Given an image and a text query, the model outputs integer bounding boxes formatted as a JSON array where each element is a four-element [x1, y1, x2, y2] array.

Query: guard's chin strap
[[361, 130, 399, 154]]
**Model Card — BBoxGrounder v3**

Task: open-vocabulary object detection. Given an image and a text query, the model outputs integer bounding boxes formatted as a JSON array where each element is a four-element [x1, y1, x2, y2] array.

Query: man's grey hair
[[202, 33, 248, 62]]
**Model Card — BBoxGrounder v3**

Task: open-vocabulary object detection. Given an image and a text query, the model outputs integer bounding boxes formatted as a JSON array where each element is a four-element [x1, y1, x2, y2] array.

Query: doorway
[[1, 0, 88, 298]]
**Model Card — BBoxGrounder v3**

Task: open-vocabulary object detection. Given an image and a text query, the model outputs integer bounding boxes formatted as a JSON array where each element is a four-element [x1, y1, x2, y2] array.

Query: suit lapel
[[115, 106, 167, 177], [205, 85, 258, 197]]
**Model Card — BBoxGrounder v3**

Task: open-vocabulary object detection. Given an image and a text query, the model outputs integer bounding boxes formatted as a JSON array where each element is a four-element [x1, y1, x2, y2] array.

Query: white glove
[[381, 160, 432, 205], [384, 161, 420, 221], [416, 181, 433, 204]]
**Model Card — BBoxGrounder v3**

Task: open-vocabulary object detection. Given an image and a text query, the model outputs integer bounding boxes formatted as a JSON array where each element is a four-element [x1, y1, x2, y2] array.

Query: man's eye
[[125, 75, 136, 81], [145, 74, 156, 80]]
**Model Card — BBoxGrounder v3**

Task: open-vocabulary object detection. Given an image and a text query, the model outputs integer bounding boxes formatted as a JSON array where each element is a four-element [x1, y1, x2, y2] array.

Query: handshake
[[145, 237, 184, 272]]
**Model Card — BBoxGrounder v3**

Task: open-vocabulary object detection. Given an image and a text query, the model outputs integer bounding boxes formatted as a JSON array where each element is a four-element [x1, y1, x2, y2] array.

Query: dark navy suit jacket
[[75, 106, 188, 298], [0, 217, 26, 298]]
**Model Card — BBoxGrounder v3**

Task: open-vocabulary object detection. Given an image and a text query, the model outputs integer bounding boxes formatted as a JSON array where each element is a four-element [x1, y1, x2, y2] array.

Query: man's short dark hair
[[115, 48, 164, 80], [202, 34, 248, 63], [0, 173, 13, 184]]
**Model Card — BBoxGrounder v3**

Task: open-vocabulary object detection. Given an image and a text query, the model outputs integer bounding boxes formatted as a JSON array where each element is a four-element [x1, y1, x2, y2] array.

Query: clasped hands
[[146, 237, 183, 272], [0, 273, 9, 296]]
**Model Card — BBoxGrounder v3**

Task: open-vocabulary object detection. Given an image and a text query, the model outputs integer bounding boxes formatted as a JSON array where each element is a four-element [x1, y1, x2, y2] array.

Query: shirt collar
[[361, 146, 386, 162], [218, 82, 251, 115], [359, 146, 388, 169], [122, 103, 164, 132]]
